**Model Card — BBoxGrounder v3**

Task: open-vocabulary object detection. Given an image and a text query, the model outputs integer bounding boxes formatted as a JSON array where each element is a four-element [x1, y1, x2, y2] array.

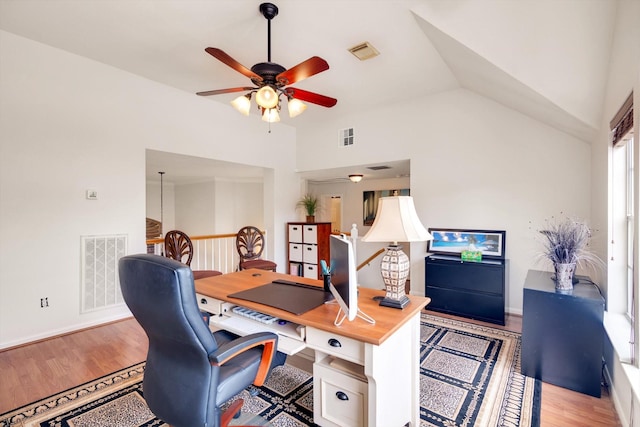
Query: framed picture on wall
[[427, 228, 506, 259], [363, 189, 410, 226]]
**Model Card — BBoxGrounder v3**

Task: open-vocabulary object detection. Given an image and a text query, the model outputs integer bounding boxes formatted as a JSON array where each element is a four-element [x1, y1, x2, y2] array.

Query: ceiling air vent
[[348, 42, 379, 61], [339, 128, 355, 147], [367, 165, 392, 171]]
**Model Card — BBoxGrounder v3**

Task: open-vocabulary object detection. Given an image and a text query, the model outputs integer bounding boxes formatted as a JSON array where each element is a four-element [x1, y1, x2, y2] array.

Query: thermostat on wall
[[86, 190, 98, 200]]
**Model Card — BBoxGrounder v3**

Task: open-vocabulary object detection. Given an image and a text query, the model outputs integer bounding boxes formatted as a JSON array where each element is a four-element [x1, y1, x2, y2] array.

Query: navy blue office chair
[[119, 254, 278, 427]]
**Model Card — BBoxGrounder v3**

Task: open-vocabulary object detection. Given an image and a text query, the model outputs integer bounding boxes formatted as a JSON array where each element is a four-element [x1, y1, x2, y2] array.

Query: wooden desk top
[[195, 269, 430, 346]]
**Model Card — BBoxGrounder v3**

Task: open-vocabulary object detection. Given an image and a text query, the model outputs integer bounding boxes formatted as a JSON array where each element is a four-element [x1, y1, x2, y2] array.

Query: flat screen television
[[329, 234, 375, 326]]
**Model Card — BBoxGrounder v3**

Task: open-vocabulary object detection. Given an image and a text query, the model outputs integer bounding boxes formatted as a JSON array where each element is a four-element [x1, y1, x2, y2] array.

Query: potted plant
[[297, 194, 318, 223], [537, 216, 602, 292]]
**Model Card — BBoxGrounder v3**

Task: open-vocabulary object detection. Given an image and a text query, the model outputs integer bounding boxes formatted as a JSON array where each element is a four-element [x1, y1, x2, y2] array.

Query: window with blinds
[[611, 92, 633, 146]]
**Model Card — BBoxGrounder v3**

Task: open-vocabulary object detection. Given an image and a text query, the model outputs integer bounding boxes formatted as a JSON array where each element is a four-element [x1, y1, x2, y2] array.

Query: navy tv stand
[[425, 255, 506, 325]]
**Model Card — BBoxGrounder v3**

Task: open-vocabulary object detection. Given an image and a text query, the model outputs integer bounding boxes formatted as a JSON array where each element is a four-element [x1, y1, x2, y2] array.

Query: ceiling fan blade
[[205, 47, 263, 82], [286, 87, 337, 108], [276, 56, 329, 86], [196, 87, 255, 96]]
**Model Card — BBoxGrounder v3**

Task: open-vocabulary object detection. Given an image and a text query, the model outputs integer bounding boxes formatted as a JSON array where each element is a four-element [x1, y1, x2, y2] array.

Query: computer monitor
[[329, 234, 358, 325], [329, 234, 375, 326]]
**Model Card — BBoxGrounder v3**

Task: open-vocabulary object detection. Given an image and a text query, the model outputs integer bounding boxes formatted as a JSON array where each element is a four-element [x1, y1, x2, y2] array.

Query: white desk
[[195, 269, 430, 427]]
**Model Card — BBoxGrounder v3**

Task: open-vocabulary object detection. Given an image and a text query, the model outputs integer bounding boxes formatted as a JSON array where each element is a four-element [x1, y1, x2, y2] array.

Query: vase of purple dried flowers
[[554, 262, 576, 293], [539, 216, 602, 293]]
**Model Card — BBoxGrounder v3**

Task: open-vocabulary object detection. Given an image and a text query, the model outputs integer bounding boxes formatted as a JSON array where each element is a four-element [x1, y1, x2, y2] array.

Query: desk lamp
[[362, 196, 432, 308]]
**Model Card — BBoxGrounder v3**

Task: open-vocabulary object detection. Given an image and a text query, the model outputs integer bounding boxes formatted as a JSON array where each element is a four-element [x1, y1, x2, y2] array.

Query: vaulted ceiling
[[0, 0, 618, 182]]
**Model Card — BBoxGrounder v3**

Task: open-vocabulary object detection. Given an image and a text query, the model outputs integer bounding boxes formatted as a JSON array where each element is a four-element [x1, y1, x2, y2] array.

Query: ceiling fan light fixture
[[256, 85, 279, 109], [196, 2, 337, 126], [262, 108, 280, 123], [231, 94, 252, 116], [287, 97, 307, 118], [349, 174, 364, 183]]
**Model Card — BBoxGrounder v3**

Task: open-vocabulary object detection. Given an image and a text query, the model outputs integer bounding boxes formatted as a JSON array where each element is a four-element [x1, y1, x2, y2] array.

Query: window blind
[[610, 92, 633, 146]]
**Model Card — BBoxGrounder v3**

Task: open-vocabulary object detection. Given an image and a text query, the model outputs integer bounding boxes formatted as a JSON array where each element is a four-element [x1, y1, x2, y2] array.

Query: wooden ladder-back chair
[[164, 230, 222, 279], [235, 226, 277, 272]]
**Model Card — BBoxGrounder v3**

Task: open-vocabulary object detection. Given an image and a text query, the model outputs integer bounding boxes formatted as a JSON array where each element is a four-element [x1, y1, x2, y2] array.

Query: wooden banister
[[358, 248, 385, 271]]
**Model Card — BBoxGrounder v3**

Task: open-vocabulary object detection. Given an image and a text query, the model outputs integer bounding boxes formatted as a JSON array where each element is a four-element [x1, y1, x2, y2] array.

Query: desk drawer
[[306, 328, 364, 365], [314, 362, 367, 427], [196, 293, 224, 315]]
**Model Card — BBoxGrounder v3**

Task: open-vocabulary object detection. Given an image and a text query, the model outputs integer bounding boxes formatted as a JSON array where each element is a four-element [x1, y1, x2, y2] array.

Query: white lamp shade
[[287, 98, 307, 118], [362, 196, 432, 243], [261, 108, 280, 123], [231, 95, 251, 115], [255, 86, 279, 109]]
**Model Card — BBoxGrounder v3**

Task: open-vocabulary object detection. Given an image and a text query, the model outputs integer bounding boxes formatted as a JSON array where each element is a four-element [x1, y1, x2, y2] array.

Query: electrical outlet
[[40, 297, 49, 308]]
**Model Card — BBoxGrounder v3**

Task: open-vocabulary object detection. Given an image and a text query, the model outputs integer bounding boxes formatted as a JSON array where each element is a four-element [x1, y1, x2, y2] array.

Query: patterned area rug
[[0, 314, 540, 427], [420, 314, 540, 427]]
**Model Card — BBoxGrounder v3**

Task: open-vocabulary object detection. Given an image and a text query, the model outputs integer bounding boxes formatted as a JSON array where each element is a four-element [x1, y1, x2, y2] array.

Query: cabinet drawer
[[314, 362, 367, 427], [426, 287, 504, 324], [288, 224, 303, 243], [303, 225, 318, 244], [289, 243, 303, 262], [426, 260, 503, 294], [303, 263, 318, 279], [306, 328, 364, 364], [302, 244, 318, 263]]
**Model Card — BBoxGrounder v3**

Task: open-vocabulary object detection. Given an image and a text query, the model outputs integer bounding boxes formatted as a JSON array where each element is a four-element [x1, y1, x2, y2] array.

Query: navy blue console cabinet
[[425, 255, 506, 325], [521, 269, 604, 397]]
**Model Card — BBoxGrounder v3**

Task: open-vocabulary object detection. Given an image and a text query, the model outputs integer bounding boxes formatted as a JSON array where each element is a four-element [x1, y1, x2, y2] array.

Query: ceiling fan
[[196, 2, 337, 122]]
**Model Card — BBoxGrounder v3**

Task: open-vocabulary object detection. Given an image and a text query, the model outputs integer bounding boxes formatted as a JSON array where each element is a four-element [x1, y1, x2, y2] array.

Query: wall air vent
[[348, 42, 380, 61], [339, 128, 355, 147], [81, 234, 127, 313]]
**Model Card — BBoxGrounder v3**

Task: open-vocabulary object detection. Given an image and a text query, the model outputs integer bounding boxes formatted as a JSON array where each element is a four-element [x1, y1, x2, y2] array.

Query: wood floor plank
[[0, 318, 148, 414]]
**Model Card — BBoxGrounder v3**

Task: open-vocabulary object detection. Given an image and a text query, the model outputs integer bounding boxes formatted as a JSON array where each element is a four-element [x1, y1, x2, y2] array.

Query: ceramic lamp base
[[379, 245, 410, 309]]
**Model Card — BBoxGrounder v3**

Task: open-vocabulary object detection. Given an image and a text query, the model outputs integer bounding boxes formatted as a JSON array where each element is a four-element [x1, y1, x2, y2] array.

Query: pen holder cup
[[323, 274, 331, 292]]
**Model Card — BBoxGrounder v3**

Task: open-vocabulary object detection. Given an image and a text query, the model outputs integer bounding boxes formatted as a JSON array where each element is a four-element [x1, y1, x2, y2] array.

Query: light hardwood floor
[[0, 312, 622, 426]]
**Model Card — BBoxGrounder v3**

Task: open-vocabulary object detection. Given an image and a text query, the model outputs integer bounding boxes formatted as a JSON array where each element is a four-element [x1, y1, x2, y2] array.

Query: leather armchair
[[119, 254, 278, 427]]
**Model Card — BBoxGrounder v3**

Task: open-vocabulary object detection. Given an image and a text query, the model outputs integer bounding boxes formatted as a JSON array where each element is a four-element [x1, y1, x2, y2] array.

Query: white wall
[[146, 179, 264, 236], [212, 179, 265, 233], [174, 181, 216, 235], [0, 31, 299, 348], [297, 88, 591, 315]]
